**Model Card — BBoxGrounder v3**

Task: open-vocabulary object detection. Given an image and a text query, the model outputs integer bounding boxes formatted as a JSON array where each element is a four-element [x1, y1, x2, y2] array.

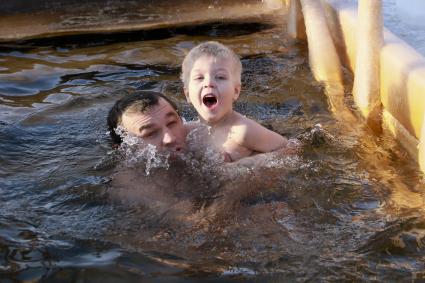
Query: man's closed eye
[[142, 130, 159, 138], [167, 120, 178, 127]]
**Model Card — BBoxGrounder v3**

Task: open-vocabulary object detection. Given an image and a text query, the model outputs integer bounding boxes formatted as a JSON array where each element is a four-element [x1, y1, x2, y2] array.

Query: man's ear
[[184, 88, 191, 103], [233, 83, 241, 102]]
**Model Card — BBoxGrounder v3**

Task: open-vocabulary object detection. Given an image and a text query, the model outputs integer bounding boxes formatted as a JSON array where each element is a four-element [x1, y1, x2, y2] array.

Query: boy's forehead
[[192, 54, 235, 70]]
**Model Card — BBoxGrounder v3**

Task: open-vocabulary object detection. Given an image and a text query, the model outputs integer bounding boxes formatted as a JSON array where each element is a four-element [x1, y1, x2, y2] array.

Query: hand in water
[[278, 138, 302, 155]]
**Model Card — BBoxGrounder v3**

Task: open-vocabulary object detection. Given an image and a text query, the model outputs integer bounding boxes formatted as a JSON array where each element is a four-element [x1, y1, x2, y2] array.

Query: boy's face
[[120, 98, 188, 154], [185, 55, 241, 124]]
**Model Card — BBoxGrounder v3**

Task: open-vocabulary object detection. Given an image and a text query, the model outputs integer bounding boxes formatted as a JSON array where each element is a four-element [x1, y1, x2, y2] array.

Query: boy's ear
[[233, 83, 241, 102], [183, 88, 191, 103]]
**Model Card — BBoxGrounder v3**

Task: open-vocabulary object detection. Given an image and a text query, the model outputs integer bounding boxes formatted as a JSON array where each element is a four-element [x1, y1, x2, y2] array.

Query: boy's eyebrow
[[191, 67, 230, 73], [216, 67, 230, 72], [191, 68, 203, 74]]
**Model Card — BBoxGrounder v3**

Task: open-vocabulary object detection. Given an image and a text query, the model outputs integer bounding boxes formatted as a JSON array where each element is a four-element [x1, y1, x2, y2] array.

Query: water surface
[[1, 8, 425, 283], [384, 0, 425, 55]]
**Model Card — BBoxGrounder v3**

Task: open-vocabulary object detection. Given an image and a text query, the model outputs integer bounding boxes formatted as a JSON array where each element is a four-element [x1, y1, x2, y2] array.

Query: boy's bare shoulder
[[230, 112, 271, 139], [230, 111, 289, 153], [226, 112, 250, 142]]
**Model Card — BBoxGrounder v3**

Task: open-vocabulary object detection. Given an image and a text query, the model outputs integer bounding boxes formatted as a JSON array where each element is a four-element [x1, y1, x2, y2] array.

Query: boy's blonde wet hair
[[181, 41, 242, 89]]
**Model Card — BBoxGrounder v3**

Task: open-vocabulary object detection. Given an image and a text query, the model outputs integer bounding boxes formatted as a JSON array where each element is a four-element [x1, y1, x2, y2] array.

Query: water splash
[[115, 125, 170, 175], [297, 123, 336, 146]]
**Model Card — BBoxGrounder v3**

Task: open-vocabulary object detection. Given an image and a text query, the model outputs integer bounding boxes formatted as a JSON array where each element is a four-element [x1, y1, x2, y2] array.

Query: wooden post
[[287, 0, 306, 40], [264, 0, 284, 10], [299, 0, 342, 87], [419, 111, 425, 172], [352, 0, 383, 132], [299, 0, 358, 124]]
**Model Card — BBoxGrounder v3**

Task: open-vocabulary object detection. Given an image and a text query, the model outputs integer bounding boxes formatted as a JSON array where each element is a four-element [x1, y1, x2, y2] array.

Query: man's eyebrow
[[165, 111, 179, 119], [139, 124, 154, 132]]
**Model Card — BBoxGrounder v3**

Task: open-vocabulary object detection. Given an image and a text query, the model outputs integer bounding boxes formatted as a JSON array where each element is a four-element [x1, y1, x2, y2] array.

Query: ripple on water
[[1, 12, 425, 281]]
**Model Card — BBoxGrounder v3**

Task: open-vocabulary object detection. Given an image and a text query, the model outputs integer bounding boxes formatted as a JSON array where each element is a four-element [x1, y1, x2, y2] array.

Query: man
[[107, 91, 189, 155], [107, 90, 300, 213], [107, 91, 212, 216]]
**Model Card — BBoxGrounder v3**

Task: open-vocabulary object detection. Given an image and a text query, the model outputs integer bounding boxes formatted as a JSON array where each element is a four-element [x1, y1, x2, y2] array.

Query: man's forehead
[[122, 98, 177, 125], [145, 97, 175, 114]]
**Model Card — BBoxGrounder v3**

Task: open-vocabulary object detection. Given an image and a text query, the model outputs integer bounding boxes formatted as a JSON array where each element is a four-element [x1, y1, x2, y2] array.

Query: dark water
[[1, 10, 425, 283]]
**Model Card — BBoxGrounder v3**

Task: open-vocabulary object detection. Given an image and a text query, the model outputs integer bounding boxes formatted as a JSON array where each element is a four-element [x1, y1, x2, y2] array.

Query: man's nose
[[162, 129, 176, 145]]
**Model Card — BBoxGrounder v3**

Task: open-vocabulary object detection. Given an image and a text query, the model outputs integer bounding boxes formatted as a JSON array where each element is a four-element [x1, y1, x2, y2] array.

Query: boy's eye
[[216, 74, 227, 80], [193, 75, 203, 81]]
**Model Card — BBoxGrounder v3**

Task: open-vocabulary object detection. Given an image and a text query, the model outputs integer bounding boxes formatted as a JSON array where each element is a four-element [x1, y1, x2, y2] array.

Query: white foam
[[116, 125, 170, 175]]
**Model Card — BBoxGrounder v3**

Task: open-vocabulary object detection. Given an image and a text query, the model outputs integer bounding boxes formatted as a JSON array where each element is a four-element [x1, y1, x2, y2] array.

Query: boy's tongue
[[203, 94, 217, 109]]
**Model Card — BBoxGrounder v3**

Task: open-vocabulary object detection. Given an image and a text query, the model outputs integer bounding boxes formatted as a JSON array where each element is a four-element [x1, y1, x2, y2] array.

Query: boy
[[181, 41, 297, 162]]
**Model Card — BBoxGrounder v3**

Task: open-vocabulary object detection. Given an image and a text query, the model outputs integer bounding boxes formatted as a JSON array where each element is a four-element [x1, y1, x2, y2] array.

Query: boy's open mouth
[[202, 94, 218, 108]]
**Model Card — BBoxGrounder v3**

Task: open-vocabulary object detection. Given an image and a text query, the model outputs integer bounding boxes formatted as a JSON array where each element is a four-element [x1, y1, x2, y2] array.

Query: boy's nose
[[203, 83, 215, 89], [203, 77, 215, 88]]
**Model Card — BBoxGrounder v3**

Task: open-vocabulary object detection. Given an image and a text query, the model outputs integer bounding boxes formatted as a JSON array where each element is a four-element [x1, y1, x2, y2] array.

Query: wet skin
[[120, 98, 188, 154], [185, 55, 241, 124]]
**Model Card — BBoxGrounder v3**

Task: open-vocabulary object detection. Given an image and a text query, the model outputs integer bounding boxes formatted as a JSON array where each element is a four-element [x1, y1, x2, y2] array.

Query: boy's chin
[[200, 114, 220, 124]]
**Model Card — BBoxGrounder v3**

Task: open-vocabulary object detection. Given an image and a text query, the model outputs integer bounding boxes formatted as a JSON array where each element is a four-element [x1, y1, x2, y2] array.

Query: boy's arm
[[235, 115, 299, 153]]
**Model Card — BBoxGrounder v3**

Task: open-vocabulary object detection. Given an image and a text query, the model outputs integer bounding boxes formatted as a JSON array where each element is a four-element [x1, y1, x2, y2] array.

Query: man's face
[[120, 98, 187, 154], [185, 55, 241, 124]]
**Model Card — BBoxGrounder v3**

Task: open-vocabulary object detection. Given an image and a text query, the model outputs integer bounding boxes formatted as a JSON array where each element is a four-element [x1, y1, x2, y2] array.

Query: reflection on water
[[334, 0, 425, 56], [1, 9, 425, 282], [395, 0, 425, 27], [0, 0, 283, 42], [384, 0, 425, 55]]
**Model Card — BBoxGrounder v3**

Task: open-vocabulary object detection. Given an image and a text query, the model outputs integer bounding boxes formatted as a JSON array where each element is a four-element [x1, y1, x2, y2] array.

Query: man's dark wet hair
[[107, 91, 179, 147]]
